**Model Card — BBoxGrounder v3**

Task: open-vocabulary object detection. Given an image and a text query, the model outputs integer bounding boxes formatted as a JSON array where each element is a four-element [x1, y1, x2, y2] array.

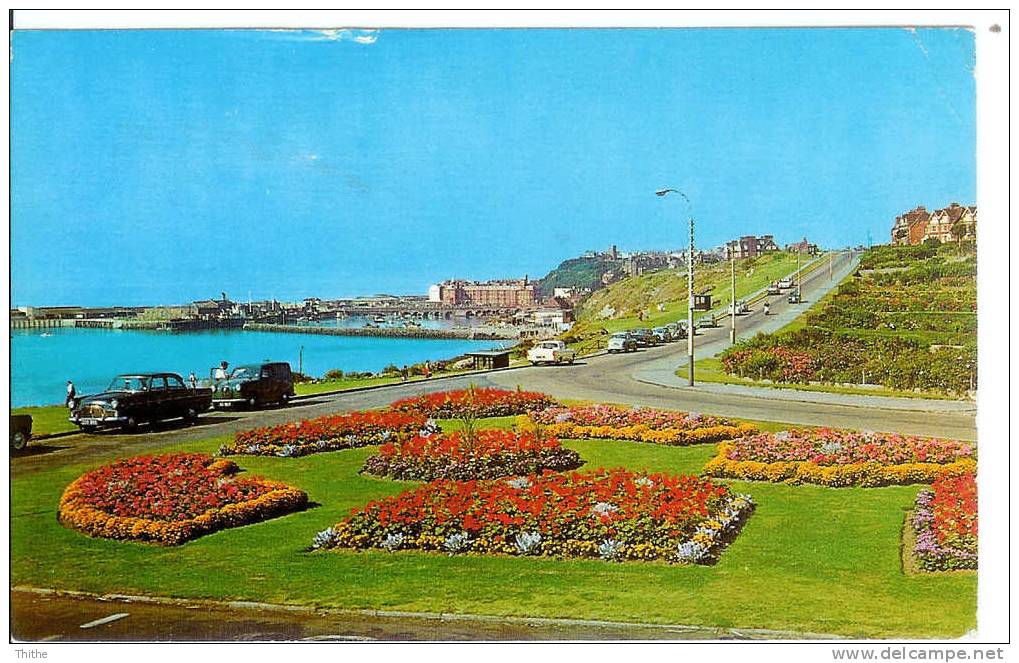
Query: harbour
[[9, 326, 509, 408]]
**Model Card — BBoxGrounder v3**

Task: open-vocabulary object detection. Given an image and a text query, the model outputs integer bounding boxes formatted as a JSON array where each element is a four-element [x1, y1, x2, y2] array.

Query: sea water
[[10, 326, 506, 407]]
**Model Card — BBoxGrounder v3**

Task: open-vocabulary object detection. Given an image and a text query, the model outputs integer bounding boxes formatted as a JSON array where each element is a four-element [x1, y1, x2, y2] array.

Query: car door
[[146, 376, 168, 421], [259, 365, 274, 402], [164, 375, 189, 417]]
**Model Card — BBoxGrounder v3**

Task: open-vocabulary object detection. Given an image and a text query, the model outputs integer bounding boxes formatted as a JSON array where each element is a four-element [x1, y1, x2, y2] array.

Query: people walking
[[764, 301, 771, 316], [401, 365, 409, 382], [423, 361, 432, 379], [66, 380, 76, 408]]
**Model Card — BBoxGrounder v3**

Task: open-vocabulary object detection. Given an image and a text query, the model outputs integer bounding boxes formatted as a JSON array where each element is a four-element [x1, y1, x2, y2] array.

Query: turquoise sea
[[10, 326, 506, 407]]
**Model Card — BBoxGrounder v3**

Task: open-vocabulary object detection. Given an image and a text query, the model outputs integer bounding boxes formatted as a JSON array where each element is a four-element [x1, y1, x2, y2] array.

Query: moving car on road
[[767, 283, 782, 295], [788, 291, 801, 304], [607, 332, 638, 353], [527, 340, 577, 365], [210, 361, 295, 409], [69, 373, 213, 433], [667, 322, 688, 339]]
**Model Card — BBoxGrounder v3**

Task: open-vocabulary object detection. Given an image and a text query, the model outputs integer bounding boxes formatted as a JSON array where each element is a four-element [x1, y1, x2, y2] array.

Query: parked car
[[698, 315, 718, 329], [69, 373, 213, 432], [652, 327, 672, 343], [667, 322, 688, 339], [607, 332, 638, 353], [527, 340, 577, 365], [10, 414, 32, 451], [210, 361, 295, 408], [631, 328, 657, 347], [767, 283, 782, 295]]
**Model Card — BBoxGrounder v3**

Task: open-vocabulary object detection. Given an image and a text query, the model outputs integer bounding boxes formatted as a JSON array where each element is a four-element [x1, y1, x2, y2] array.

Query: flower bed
[[361, 430, 583, 481], [526, 405, 757, 446], [221, 410, 439, 457], [703, 429, 976, 487], [389, 387, 558, 419], [58, 453, 308, 545], [314, 468, 755, 564], [910, 474, 977, 572]]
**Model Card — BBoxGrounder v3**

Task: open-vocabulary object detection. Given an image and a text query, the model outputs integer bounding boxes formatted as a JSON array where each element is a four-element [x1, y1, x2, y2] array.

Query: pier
[[243, 322, 520, 340]]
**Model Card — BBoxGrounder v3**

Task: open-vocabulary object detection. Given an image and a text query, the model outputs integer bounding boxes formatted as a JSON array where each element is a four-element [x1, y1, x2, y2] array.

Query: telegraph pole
[[829, 250, 833, 280]]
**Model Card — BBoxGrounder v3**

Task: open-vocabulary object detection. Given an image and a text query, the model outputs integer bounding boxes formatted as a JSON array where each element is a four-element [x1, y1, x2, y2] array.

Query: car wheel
[[280, 393, 290, 406], [122, 416, 138, 433], [248, 397, 258, 409], [184, 407, 199, 424], [567, 358, 575, 364], [10, 431, 28, 451]]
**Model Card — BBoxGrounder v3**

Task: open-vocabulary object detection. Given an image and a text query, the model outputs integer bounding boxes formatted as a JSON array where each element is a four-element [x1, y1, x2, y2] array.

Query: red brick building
[[431, 277, 536, 308]]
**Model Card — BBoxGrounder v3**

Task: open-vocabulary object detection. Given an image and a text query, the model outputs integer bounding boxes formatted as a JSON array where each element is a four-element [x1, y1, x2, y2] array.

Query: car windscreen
[[108, 376, 149, 392], [229, 366, 260, 379]]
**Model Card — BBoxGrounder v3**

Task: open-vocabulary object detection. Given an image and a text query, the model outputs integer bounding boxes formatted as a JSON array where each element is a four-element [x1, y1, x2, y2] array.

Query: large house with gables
[[891, 203, 976, 245]]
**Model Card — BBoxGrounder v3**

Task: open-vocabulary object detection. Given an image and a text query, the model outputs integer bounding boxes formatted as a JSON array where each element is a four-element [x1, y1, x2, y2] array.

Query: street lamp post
[[656, 188, 695, 386], [797, 249, 803, 301], [730, 253, 737, 344]]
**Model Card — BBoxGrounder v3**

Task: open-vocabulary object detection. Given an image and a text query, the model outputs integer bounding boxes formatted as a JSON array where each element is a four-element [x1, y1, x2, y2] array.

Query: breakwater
[[243, 322, 519, 340]]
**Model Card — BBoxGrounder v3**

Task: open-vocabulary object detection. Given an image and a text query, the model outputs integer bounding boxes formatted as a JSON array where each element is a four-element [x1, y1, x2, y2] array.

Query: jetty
[[243, 322, 520, 340]]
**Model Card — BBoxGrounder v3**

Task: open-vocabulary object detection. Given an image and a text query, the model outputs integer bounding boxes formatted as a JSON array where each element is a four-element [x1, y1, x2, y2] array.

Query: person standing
[[66, 380, 76, 408], [423, 361, 432, 379], [401, 365, 409, 382], [214, 361, 229, 380], [188, 372, 198, 389]]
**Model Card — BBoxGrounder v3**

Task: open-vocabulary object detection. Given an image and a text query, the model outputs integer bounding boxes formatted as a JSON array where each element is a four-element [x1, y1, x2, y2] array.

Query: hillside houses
[[891, 203, 976, 246]]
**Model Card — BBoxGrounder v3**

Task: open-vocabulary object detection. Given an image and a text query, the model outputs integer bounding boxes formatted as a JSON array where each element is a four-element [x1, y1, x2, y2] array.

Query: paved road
[[11, 250, 976, 476]]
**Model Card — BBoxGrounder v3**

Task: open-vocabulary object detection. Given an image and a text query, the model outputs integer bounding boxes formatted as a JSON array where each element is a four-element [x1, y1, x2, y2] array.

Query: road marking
[[80, 613, 129, 629], [301, 634, 377, 641]]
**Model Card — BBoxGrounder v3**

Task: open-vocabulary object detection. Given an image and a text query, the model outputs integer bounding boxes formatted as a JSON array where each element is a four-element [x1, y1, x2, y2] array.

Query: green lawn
[[11, 405, 77, 436], [11, 417, 975, 638]]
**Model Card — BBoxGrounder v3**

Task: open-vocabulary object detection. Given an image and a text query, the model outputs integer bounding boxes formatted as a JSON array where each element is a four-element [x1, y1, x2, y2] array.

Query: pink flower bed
[[724, 429, 975, 465]]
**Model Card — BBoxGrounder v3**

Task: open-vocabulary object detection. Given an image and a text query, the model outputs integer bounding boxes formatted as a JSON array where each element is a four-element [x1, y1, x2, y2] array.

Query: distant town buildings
[[785, 237, 819, 255], [724, 235, 780, 260], [891, 203, 976, 246], [428, 277, 537, 308]]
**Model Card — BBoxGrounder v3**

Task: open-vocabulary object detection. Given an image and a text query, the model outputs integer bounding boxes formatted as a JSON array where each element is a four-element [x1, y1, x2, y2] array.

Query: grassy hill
[[537, 255, 620, 296], [564, 251, 804, 353]]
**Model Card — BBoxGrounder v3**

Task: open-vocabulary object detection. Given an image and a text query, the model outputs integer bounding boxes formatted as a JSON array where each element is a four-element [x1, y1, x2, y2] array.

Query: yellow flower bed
[[703, 442, 977, 487], [533, 420, 758, 446]]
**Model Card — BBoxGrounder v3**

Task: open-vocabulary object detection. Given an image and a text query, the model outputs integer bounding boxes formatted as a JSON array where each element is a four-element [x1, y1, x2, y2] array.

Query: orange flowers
[[58, 453, 308, 545]]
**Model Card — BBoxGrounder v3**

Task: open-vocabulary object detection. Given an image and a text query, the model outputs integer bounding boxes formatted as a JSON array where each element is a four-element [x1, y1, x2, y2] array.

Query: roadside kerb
[[12, 586, 845, 641]]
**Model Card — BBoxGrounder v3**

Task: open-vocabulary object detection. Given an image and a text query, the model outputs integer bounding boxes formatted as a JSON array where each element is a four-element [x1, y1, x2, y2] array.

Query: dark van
[[211, 362, 295, 409]]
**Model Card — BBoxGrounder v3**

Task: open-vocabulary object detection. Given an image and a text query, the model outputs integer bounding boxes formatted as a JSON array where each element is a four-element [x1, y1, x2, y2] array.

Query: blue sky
[[11, 27, 975, 307]]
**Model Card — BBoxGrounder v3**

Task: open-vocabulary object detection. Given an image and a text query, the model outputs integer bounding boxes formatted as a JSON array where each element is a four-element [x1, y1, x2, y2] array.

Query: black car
[[70, 373, 213, 432], [10, 414, 32, 451], [210, 362, 295, 409]]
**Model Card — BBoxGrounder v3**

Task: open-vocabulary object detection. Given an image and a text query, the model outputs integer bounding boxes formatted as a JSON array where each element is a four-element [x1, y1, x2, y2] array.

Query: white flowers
[[443, 532, 470, 553], [311, 527, 338, 550], [591, 502, 619, 517], [675, 540, 708, 563], [381, 532, 405, 551], [507, 476, 533, 490], [514, 531, 542, 555], [598, 538, 625, 561], [634, 476, 655, 488]]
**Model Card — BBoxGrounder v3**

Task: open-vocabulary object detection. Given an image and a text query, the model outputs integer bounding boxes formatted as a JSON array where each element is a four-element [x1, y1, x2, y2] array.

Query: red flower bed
[[58, 453, 308, 545], [361, 430, 583, 481], [221, 410, 438, 457], [389, 388, 558, 419], [315, 469, 755, 564]]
